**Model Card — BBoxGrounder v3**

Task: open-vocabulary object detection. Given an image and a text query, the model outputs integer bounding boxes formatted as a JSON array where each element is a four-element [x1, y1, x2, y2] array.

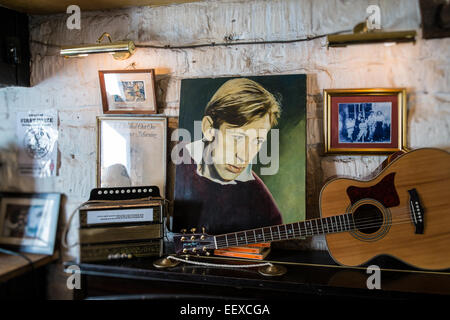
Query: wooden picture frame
[[98, 69, 158, 114], [96, 116, 167, 197], [0, 192, 61, 255], [323, 88, 407, 154]]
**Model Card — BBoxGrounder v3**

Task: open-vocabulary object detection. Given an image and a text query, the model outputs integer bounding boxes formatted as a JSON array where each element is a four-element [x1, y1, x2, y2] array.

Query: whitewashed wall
[[0, 0, 449, 298]]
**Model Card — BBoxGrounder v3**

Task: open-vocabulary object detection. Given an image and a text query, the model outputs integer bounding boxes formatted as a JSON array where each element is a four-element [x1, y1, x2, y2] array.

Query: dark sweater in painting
[[173, 158, 282, 235]]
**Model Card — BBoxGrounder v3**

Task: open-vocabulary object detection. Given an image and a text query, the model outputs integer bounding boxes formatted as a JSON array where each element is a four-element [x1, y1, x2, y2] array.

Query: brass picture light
[[60, 32, 136, 60], [327, 22, 416, 47]]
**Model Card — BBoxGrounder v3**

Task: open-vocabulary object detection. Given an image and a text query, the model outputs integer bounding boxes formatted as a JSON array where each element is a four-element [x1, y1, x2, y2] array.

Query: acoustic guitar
[[174, 148, 450, 270]]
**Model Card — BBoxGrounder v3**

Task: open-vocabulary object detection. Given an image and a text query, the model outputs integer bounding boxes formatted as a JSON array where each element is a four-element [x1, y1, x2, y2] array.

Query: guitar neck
[[213, 213, 355, 249]]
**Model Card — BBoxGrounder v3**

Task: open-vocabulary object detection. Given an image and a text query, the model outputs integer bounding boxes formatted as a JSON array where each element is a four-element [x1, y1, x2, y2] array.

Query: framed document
[[98, 69, 157, 114], [97, 117, 167, 196], [16, 110, 58, 177], [323, 88, 407, 154], [0, 192, 61, 255]]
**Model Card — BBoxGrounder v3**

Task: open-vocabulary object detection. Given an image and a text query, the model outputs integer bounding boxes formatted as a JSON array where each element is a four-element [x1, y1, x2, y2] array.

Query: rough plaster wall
[[0, 0, 449, 298]]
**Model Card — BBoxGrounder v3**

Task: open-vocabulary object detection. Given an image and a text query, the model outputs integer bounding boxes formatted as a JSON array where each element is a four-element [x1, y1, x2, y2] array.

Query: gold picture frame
[[323, 88, 407, 154]]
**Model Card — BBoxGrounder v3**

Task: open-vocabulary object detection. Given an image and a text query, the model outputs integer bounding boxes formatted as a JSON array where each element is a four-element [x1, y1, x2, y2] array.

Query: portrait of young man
[[173, 75, 306, 236]]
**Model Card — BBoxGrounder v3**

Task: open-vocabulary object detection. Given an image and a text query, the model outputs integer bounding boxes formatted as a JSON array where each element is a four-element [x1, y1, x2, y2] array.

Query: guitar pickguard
[[346, 172, 400, 208]]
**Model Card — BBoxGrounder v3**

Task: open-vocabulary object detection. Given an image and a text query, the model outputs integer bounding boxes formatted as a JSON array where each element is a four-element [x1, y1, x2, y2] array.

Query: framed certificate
[[97, 117, 167, 197]]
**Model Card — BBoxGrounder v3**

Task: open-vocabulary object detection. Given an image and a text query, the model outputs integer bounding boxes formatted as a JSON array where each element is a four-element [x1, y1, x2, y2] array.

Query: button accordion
[[78, 186, 165, 262]]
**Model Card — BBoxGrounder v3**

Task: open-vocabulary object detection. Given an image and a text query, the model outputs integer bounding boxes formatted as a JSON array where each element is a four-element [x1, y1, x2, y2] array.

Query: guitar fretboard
[[214, 213, 355, 249]]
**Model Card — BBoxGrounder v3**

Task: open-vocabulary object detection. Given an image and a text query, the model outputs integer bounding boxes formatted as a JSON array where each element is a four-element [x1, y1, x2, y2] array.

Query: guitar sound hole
[[353, 204, 383, 234]]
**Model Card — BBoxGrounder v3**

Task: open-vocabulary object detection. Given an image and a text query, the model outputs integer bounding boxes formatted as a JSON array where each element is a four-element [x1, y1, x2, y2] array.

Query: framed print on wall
[[97, 117, 167, 197], [0, 192, 61, 255], [324, 88, 407, 154], [98, 69, 157, 114]]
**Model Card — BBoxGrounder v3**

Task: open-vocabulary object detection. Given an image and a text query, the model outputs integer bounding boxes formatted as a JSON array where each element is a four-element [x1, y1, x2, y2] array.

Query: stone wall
[[0, 0, 449, 298]]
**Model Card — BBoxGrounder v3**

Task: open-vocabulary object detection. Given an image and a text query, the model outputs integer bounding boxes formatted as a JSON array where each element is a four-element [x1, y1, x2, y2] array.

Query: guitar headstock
[[173, 227, 215, 256]]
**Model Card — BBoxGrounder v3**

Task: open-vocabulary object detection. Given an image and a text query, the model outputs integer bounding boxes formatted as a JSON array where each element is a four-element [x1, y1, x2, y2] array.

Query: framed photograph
[[324, 88, 407, 154], [97, 117, 167, 197], [0, 192, 61, 255], [98, 69, 157, 114]]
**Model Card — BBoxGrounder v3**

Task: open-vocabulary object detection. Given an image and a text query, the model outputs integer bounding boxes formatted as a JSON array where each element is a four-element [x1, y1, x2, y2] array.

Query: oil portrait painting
[[172, 75, 306, 236]]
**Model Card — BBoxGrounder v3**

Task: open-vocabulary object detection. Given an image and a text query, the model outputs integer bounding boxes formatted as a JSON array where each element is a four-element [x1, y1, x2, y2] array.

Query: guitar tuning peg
[[190, 228, 197, 233], [202, 227, 206, 233], [181, 229, 187, 234]]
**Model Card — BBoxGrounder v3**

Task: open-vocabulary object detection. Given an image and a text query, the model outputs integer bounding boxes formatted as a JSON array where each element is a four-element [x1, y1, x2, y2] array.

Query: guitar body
[[320, 148, 450, 270]]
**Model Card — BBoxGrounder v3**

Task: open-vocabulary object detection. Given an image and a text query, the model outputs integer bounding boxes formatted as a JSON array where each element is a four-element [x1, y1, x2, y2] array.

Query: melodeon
[[78, 186, 166, 262]]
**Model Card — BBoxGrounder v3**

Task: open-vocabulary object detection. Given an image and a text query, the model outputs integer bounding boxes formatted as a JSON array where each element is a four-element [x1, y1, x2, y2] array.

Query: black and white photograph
[[338, 102, 392, 143], [324, 88, 406, 154], [2, 203, 45, 239], [0, 193, 61, 255]]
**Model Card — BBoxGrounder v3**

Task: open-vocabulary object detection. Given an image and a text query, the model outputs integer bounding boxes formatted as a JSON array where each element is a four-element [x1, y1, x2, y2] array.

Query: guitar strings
[[308, 208, 415, 226], [215, 208, 413, 241], [213, 219, 414, 249], [184, 205, 421, 249], [227, 212, 415, 239], [214, 220, 408, 248], [184, 206, 415, 238], [213, 212, 419, 248], [214, 218, 416, 249], [213, 204, 417, 241]]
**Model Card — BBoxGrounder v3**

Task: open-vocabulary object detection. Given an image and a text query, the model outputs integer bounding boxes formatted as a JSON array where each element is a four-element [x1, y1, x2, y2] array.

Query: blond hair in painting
[[204, 78, 281, 129]]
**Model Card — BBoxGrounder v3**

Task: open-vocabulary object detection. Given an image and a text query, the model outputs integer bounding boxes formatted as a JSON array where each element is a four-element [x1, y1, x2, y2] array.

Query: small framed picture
[[0, 192, 61, 255], [323, 88, 407, 154], [97, 117, 167, 197], [98, 69, 157, 114]]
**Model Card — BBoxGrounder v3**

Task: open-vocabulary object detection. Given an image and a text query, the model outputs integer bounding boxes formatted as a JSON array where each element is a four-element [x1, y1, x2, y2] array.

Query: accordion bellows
[[78, 197, 165, 262]]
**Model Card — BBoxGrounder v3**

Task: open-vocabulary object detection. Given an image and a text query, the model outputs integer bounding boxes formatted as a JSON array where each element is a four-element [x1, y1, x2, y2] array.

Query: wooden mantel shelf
[[0, 252, 58, 283]]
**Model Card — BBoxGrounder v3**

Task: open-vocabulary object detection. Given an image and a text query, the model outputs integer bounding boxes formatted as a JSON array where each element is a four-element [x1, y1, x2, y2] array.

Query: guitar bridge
[[408, 188, 424, 234]]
